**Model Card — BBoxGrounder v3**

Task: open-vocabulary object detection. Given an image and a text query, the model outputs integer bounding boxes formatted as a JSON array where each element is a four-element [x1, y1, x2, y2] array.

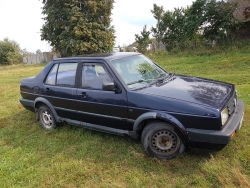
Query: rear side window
[[44, 64, 58, 85], [45, 63, 78, 87]]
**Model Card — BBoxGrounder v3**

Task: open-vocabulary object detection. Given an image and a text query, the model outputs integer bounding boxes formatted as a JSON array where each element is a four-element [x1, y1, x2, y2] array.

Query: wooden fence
[[23, 52, 61, 64]]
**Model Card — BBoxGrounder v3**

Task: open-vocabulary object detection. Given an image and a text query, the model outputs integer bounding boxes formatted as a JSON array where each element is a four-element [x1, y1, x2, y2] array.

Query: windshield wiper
[[156, 72, 176, 86], [156, 73, 168, 81], [127, 73, 170, 86], [127, 79, 150, 86]]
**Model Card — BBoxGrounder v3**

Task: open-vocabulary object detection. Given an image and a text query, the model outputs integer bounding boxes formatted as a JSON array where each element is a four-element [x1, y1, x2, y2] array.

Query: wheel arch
[[34, 97, 60, 122], [129, 112, 187, 140]]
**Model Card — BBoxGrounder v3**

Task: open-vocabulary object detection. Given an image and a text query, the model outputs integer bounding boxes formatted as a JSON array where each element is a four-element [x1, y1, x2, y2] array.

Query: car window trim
[[80, 62, 114, 91], [44, 62, 78, 88]]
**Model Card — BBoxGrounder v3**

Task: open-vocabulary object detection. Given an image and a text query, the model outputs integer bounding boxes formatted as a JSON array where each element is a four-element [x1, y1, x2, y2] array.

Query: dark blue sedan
[[20, 52, 244, 159]]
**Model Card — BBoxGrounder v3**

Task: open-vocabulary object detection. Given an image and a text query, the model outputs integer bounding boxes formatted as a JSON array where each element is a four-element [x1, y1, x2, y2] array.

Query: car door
[[43, 61, 78, 120], [76, 61, 130, 130]]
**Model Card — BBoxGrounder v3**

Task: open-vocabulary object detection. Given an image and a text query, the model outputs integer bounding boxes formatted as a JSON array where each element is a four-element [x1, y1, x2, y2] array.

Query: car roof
[[53, 52, 141, 62]]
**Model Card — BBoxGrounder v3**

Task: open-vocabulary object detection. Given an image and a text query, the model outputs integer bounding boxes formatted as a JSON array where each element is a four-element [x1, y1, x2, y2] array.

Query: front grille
[[227, 93, 237, 117]]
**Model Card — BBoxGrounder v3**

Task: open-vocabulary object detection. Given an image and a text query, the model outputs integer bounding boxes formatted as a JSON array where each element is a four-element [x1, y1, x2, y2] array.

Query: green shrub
[[0, 38, 23, 65]]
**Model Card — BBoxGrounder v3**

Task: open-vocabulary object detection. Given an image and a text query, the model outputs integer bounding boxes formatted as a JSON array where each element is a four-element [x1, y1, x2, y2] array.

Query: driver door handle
[[78, 92, 88, 97]]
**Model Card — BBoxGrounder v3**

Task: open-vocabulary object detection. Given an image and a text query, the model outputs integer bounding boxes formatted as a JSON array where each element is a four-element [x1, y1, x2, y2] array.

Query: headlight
[[221, 107, 229, 126]]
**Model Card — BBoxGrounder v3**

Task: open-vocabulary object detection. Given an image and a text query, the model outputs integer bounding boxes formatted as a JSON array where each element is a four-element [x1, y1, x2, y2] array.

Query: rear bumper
[[20, 98, 35, 112], [186, 99, 244, 150]]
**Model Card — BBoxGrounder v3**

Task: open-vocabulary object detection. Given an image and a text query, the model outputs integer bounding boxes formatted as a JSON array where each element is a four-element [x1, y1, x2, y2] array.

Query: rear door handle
[[78, 92, 88, 97], [45, 88, 50, 92]]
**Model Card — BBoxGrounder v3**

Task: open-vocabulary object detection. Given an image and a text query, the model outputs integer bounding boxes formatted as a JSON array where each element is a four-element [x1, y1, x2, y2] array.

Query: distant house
[[112, 47, 120, 53], [229, 0, 250, 22], [228, 0, 250, 39]]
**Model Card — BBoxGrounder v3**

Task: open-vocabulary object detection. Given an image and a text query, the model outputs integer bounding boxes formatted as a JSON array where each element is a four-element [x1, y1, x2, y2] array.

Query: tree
[[0, 38, 23, 65], [41, 0, 115, 56], [162, 8, 188, 51], [153, 0, 240, 51], [202, 0, 240, 43], [134, 25, 151, 53], [184, 0, 206, 39], [36, 49, 42, 54], [151, 4, 165, 50]]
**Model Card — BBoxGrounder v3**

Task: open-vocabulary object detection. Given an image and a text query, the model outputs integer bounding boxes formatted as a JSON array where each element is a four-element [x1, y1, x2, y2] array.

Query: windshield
[[111, 55, 168, 89]]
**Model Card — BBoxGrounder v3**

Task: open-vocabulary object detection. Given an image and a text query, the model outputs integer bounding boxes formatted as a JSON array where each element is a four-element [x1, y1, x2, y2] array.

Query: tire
[[37, 105, 56, 130], [141, 121, 185, 159]]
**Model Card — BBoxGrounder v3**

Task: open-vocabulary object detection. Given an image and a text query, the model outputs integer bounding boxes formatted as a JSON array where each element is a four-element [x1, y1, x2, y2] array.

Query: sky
[[0, 0, 194, 53]]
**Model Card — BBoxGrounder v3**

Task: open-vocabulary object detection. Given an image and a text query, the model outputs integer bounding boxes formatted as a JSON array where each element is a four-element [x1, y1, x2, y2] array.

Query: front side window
[[45, 63, 77, 87], [82, 64, 112, 90], [111, 55, 168, 89]]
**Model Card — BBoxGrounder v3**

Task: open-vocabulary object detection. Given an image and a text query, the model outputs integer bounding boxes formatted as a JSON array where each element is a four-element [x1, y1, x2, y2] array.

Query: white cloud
[[112, 0, 194, 46], [0, 0, 50, 53], [0, 0, 194, 52]]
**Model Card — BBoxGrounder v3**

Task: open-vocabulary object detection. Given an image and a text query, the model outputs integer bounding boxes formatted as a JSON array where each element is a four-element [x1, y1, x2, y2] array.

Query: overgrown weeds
[[0, 50, 249, 187]]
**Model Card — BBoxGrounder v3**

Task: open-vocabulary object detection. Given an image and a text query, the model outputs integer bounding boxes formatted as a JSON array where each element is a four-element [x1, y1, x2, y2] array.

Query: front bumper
[[186, 99, 244, 150]]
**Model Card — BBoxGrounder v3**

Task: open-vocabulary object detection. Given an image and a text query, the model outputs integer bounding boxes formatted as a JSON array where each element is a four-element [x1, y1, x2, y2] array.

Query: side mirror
[[102, 82, 115, 91]]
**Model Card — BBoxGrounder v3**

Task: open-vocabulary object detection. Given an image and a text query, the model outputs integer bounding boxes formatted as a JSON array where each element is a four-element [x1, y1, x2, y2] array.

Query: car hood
[[135, 75, 233, 108]]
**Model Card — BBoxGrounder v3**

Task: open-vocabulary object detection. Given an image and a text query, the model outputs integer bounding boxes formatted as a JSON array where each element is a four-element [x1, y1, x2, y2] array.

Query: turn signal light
[[230, 131, 236, 138]]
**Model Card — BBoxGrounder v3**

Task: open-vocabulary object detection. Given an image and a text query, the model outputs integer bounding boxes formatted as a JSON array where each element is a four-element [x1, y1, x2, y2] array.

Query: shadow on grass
[[1, 110, 216, 178]]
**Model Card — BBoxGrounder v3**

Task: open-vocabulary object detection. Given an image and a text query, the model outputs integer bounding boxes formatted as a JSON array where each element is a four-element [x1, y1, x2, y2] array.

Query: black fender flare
[[129, 112, 187, 139], [34, 97, 60, 122]]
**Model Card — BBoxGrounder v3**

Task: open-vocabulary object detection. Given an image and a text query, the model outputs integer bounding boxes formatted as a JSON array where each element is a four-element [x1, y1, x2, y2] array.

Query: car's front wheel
[[38, 105, 56, 130], [141, 121, 185, 159]]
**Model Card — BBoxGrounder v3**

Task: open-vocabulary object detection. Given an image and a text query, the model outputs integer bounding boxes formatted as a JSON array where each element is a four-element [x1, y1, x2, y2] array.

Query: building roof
[[228, 0, 250, 22]]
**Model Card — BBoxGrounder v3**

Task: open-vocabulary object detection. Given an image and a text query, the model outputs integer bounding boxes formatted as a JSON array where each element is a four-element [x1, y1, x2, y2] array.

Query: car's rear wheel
[[38, 105, 56, 130], [141, 121, 185, 159]]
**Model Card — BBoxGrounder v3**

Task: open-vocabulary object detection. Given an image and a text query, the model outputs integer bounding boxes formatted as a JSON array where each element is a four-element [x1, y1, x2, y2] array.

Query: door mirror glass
[[102, 82, 115, 91]]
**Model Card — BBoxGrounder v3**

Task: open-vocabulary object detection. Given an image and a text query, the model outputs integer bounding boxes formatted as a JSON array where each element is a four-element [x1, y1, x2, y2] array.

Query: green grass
[[1, 50, 250, 187]]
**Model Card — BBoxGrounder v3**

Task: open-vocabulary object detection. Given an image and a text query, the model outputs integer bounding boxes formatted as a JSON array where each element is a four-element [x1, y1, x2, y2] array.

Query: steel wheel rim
[[151, 130, 178, 155], [40, 109, 53, 128]]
